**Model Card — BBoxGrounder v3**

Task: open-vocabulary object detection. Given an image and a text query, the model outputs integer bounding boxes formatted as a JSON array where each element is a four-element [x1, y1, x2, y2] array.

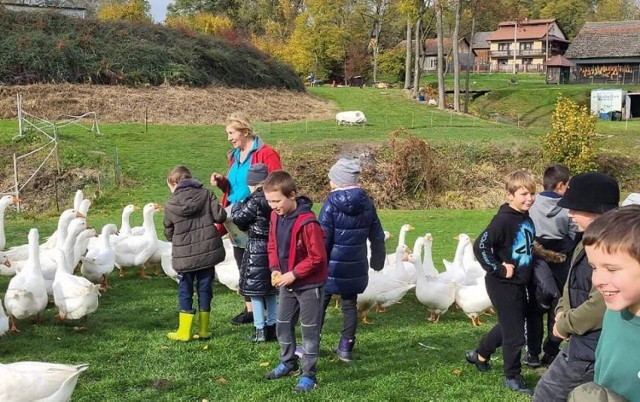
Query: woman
[[211, 112, 282, 325]]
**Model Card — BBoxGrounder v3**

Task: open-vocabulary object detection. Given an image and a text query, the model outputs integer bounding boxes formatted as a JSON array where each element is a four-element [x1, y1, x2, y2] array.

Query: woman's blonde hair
[[225, 112, 254, 138]]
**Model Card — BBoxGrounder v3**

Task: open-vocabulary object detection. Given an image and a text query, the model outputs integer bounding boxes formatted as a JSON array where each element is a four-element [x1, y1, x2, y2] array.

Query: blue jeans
[[177, 268, 214, 313], [251, 295, 278, 329]]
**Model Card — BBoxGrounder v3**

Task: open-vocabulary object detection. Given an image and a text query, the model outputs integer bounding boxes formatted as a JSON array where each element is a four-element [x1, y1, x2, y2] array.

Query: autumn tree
[[98, 0, 152, 22], [165, 13, 233, 36]]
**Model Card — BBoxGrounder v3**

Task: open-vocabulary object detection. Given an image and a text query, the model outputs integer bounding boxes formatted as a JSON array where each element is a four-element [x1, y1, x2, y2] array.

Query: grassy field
[[0, 74, 638, 400]]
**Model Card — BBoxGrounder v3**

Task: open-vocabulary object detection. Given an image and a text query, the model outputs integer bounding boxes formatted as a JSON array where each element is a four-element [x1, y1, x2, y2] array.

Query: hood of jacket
[[286, 195, 313, 219], [327, 187, 367, 216], [167, 179, 208, 218], [534, 191, 564, 218]]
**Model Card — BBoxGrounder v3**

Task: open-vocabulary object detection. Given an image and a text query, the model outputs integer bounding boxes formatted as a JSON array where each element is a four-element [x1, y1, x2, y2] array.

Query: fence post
[[411, 113, 415, 129], [13, 153, 19, 212]]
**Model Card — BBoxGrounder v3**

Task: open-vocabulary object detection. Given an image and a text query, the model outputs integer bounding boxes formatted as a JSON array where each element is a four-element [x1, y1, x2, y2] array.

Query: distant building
[[1, 1, 87, 18], [565, 20, 640, 84], [421, 37, 475, 73], [471, 31, 492, 69], [488, 18, 569, 73]]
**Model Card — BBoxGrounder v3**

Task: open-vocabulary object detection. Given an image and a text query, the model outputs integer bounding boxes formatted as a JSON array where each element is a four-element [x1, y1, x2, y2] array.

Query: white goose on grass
[[52, 248, 100, 330], [41, 207, 86, 250], [0, 253, 9, 335], [356, 267, 415, 324], [81, 224, 118, 291], [422, 233, 441, 278], [0, 361, 89, 402], [73, 227, 97, 269], [86, 204, 139, 252], [409, 247, 457, 324], [4, 228, 48, 333], [214, 236, 240, 292], [461, 237, 485, 284], [112, 203, 162, 278], [385, 224, 414, 265], [1, 251, 14, 276], [0, 194, 19, 251], [455, 276, 493, 327]]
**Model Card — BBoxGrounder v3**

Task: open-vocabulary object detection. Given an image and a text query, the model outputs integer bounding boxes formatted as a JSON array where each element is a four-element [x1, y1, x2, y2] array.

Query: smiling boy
[[581, 205, 640, 400]]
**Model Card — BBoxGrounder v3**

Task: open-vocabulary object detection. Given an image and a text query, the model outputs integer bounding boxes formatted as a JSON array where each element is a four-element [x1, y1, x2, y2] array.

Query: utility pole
[[513, 20, 517, 74]]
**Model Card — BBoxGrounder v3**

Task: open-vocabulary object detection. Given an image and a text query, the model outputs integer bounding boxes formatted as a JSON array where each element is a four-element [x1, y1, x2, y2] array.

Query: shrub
[[377, 47, 405, 83], [541, 96, 598, 173]]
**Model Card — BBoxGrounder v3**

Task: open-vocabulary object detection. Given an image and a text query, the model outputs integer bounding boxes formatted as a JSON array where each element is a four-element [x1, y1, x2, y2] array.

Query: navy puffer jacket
[[231, 188, 277, 297], [318, 187, 386, 295]]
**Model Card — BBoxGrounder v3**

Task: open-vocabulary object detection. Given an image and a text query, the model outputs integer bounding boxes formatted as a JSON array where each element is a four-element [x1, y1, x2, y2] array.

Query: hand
[[552, 322, 567, 340], [555, 311, 564, 323], [210, 172, 223, 187], [502, 262, 514, 279], [273, 271, 295, 287]]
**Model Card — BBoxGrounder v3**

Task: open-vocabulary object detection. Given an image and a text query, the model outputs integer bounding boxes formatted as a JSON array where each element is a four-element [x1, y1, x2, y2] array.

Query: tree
[[165, 12, 233, 36], [451, 0, 461, 111], [98, 0, 152, 22], [435, 0, 445, 109]]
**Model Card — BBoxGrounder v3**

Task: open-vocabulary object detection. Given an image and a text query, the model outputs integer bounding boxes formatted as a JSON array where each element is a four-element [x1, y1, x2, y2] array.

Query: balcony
[[490, 49, 547, 58]]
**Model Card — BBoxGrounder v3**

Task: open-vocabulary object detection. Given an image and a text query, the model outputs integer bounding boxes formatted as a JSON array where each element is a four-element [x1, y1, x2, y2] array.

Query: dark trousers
[[277, 286, 324, 379], [533, 348, 595, 402], [476, 276, 527, 378], [177, 268, 214, 313], [525, 292, 562, 358], [321, 293, 358, 340], [232, 246, 251, 303]]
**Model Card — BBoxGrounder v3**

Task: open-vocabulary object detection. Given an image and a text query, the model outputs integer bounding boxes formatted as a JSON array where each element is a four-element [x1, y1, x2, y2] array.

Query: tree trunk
[[436, 1, 445, 109], [412, 18, 421, 98], [452, 0, 461, 112], [464, 16, 475, 114], [404, 19, 412, 89]]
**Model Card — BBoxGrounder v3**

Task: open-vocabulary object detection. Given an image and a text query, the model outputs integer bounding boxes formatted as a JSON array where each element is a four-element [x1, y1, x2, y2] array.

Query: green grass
[[2, 77, 639, 400]]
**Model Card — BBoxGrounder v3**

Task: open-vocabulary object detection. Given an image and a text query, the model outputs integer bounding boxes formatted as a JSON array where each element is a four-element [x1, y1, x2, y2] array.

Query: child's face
[[587, 245, 640, 315], [507, 187, 535, 213], [265, 189, 296, 216], [568, 210, 599, 231]]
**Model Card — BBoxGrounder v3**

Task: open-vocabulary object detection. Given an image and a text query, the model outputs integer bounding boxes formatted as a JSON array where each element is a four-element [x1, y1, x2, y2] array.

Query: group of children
[[163, 158, 385, 392], [163, 155, 639, 397]]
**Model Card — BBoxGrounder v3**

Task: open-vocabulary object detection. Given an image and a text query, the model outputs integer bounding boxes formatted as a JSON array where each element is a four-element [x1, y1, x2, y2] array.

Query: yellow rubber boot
[[193, 311, 211, 340], [167, 312, 194, 341]]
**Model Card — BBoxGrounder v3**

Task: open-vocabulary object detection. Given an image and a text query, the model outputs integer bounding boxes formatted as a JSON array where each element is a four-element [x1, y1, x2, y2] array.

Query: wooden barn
[[545, 55, 575, 84], [565, 20, 640, 84]]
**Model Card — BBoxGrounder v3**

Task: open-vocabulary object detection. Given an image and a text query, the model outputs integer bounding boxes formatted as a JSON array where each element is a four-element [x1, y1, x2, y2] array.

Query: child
[[262, 170, 328, 392], [231, 163, 278, 342], [466, 169, 537, 395], [318, 158, 386, 362], [579, 204, 640, 401], [163, 165, 227, 341], [533, 172, 620, 402], [525, 163, 578, 367]]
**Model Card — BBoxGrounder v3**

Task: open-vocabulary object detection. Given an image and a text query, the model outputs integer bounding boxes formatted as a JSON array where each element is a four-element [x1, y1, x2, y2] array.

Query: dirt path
[[0, 84, 336, 124]]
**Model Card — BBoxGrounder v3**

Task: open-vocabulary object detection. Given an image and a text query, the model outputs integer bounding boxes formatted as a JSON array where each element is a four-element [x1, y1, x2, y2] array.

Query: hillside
[[0, 9, 303, 90]]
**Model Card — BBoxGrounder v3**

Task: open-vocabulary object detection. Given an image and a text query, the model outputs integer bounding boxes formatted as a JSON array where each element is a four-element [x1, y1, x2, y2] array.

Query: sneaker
[[523, 353, 542, 368], [540, 353, 556, 367], [294, 345, 304, 358], [293, 376, 317, 392], [264, 363, 300, 380], [465, 350, 490, 372], [231, 309, 254, 326], [504, 375, 533, 395]]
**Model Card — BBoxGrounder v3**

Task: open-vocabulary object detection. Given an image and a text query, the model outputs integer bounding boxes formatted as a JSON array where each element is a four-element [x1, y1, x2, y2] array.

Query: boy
[[580, 205, 640, 401], [163, 165, 227, 341], [318, 158, 386, 362], [533, 172, 620, 402], [466, 169, 537, 395], [526, 164, 577, 367], [263, 170, 328, 392]]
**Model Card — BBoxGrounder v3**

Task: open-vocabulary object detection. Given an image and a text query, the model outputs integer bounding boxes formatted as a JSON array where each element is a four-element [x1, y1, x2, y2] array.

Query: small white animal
[[0, 361, 88, 402]]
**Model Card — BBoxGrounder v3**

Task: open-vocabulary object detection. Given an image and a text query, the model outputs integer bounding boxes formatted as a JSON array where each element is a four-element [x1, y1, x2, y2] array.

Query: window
[[498, 59, 508, 65], [498, 43, 510, 51], [520, 42, 533, 50], [522, 58, 533, 65]]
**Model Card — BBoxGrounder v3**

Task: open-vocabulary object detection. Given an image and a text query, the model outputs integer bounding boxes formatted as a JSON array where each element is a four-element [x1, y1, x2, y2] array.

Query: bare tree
[[404, 18, 412, 89], [452, 0, 461, 111], [436, 0, 445, 109]]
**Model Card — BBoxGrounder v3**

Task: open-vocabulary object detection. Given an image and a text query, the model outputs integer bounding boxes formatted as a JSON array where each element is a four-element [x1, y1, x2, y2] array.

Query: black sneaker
[[230, 309, 254, 325], [523, 353, 542, 368], [540, 353, 556, 367], [465, 350, 490, 372], [504, 375, 533, 395]]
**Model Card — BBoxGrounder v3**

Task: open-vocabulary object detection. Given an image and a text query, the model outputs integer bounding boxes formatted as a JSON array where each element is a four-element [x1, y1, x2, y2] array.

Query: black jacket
[[163, 179, 226, 273], [231, 188, 277, 297]]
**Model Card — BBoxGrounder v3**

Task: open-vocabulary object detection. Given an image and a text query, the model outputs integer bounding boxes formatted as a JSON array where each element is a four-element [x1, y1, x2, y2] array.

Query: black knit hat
[[558, 172, 620, 213], [247, 163, 269, 185]]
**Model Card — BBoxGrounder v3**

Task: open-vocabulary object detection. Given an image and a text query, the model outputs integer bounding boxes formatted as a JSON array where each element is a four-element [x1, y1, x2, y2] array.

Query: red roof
[[544, 55, 575, 67], [490, 19, 555, 41]]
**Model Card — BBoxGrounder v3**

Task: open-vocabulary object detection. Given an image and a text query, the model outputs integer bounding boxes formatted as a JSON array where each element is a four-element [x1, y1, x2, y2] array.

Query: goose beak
[[76, 211, 85, 218], [154, 204, 164, 211], [11, 195, 20, 205], [2, 258, 10, 267]]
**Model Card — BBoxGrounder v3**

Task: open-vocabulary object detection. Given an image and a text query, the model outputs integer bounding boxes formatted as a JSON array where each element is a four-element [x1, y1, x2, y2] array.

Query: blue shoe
[[293, 376, 317, 392], [264, 363, 300, 380]]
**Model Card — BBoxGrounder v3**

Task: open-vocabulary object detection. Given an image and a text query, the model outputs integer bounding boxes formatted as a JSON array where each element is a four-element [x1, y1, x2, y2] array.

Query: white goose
[[0, 253, 9, 335], [410, 249, 456, 324], [455, 276, 493, 327], [461, 238, 486, 284], [0, 361, 89, 402], [112, 203, 162, 278], [4, 228, 48, 333], [1, 251, 14, 276], [86, 204, 139, 252], [81, 224, 118, 291], [422, 233, 441, 278], [385, 224, 414, 265], [0, 195, 19, 251], [73, 189, 84, 211], [40, 208, 84, 250], [73, 227, 97, 269], [356, 267, 415, 324], [214, 236, 240, 291], [439, 234, 468, 284], [52, 248, 100, 330], [160, 247, 178, 283]]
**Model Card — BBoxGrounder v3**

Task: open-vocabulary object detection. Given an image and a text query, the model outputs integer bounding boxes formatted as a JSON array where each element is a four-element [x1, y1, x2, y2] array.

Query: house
[[544, 55, 575, 84], [1, 1, 87, 18], [471, 31, 492, 69], [421, 37, 475, 73], [565, 20, 640, 84], [488, 18, 569, 73]]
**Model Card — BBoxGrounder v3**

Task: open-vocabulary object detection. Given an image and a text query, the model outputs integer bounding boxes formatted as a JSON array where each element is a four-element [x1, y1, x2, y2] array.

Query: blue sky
[[149, 0, 173, 22]]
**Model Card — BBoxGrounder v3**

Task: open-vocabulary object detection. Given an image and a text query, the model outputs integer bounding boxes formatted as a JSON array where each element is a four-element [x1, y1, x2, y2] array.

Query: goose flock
[[0, 189, 495, 400]]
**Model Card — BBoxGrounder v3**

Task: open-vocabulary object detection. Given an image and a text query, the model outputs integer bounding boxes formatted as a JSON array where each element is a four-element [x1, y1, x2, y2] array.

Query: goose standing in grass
[[40, 208, 84, 250], [455, 276, 493, 327], [0, 361, 89, 402], [385, 224, 414, 265], [0, 194, 19, 251], [112, 202, 162, 278], [409, 249, 456, 323], [81, 224, 118, 291], [422, 233, 441, 278], [52, 248, 100, 330], [0, 299, 8, 336], [1, 251, 14, 276], [4, 228, 48, 333], [356, 268, 415, 324], [214, 236, 240, 291], [72, 227, 97, 269]]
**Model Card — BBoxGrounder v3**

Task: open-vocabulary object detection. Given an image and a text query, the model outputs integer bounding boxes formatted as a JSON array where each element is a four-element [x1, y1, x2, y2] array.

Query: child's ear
[[289, 191, 297, 200]]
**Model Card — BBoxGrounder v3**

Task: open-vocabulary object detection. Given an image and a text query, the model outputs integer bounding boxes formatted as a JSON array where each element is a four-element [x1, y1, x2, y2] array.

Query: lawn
[[1, 75, 638, 400]]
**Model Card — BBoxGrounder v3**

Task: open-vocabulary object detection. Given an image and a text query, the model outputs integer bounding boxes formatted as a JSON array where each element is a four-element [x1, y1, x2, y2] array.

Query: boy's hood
[[329, 187, 366, 216], [170, 179, 208, 217]]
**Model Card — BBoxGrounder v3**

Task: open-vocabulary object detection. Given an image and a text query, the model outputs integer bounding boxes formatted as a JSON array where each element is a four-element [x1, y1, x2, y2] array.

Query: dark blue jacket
[[318, 187, 386, 296]]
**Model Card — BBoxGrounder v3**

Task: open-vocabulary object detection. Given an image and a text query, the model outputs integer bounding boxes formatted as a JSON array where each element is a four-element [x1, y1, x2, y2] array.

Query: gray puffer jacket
[[164, 179, 227, 273]]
